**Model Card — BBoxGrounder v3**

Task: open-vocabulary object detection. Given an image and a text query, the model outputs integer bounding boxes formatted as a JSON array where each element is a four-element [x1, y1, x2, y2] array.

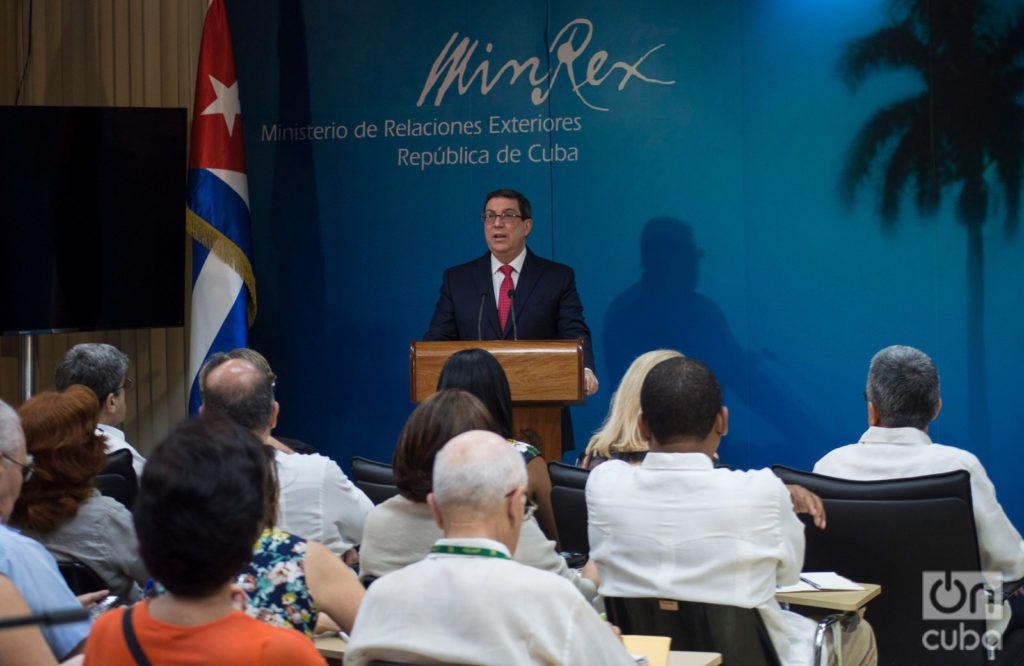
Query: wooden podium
[[409, 340, 585, 461]]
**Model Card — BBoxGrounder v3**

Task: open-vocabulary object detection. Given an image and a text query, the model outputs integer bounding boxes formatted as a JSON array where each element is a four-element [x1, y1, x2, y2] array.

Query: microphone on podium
[[507, 289, 518, 341], [476, 291, 487, 340]]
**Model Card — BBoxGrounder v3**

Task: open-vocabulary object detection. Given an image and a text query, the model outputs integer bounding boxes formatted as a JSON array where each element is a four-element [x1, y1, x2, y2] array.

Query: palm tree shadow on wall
[[838, 0, 1024, 456], [603, 218, 832, 467]]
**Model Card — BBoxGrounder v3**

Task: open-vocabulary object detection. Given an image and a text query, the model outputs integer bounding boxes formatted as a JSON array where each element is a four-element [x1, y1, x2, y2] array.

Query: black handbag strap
[[121, 606, 152, 666]]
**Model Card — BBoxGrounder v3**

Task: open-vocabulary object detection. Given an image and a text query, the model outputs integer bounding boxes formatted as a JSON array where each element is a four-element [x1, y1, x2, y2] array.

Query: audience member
[[54, 343, 145, 479], [199, 352, 372, 560], [239, 442, 364, 636], [11, 386, 147, 601], [581, 349, 683, 469], [0, 574, 62, 666], [203, 348, 320, 454], [0, 399, 92, 662], [359, 389, 598, 600], [815, 344, 1024, 633], [82, 415, 325, 665], [346, 431, 633, 666], [587, 356, 875, 665], [436, 347, 559, 544]]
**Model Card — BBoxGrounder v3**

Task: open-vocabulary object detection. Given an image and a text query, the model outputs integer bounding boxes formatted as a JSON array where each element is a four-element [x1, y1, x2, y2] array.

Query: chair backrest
[[772, 466, 986, 666], [605, 597, 781, 666], [351, 456, 400, 505], [276, 436, 317, 455], [96, 449, 138, 509], [547, 461, 590, 556], [58, 559, 108, 595]]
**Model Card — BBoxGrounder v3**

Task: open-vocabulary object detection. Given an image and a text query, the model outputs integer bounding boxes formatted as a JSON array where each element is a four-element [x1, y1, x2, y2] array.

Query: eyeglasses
[[504, 486, 536, 519], [119, 377, 134, 394], [482, 210, 523, 225], [1, 452, 34, 482]]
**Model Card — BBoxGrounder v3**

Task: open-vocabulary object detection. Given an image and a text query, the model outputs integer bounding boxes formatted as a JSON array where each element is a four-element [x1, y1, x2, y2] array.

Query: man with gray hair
[[815, 344, 1024, 633], [345, 431, 635, 666], [54, 342, 145, 478], [200, 351, 372, 559], [0, 399, 94, 660]]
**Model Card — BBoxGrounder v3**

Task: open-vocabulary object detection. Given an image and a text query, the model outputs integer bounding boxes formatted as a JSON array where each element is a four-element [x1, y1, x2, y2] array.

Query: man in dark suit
[[424, 188, 599, 450]]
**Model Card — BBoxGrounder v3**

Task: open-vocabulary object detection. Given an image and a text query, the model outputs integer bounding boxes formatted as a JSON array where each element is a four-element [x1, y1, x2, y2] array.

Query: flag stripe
[[187, 168, 252, 256]]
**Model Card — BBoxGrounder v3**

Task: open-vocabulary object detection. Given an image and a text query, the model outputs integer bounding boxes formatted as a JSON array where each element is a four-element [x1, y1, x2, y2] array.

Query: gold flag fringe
[[186, 207, 258, 327]]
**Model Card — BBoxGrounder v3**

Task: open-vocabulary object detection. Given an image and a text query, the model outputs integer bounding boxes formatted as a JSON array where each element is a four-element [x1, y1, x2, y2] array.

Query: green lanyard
[[429, 544, 510, 560]]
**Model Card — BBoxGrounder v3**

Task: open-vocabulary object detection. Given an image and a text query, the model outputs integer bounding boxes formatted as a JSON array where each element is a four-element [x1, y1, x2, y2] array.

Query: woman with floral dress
[[238, 445, 364, 636]]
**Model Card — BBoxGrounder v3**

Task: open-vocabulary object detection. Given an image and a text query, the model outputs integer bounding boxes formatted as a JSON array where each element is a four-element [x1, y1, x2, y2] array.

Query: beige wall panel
[[133, 330, 153, 449], [148, 328, 170, 448], [1, 1, 21, 104], [65, 0, 86, 103], [97, 0, 115, 105], [0, 338, 16, 400], [141, 0, 160, 105], [38, 1, 62, 103], [127, 0, 144, 104], [112, 0, 131, 105], [159, 1, 178, 104]]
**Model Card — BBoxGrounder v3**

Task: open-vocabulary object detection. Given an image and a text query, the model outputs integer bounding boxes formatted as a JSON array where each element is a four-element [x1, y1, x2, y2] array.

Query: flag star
[[201, 75, 241, 136]]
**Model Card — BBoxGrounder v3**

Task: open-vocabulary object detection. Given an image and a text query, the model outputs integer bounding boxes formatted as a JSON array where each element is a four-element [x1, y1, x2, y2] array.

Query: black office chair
[[772, 465, 1024, 666], [351, 456, 399, 505], [276, 436, 318, 454], [95, 448, 138, 510], [605, 596, 782, 665], [547, 462, 590, 561], [58, 559, 108, 596]]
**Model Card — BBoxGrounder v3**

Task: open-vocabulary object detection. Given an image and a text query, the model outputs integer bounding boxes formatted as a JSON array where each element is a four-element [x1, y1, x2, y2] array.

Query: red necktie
[[497, 265, 515, 331]]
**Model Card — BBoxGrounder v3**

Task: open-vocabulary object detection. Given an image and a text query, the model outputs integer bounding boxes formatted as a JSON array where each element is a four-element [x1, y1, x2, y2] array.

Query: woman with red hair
[[11, 385, 147, 600]]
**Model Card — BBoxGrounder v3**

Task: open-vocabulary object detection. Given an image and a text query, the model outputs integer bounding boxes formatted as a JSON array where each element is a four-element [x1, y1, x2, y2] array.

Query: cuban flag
[[186, 0, 256, 413]]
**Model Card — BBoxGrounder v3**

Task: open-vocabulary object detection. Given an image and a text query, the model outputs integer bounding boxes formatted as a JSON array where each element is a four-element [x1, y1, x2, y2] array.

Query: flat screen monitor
[[0, 105, 187, 334]]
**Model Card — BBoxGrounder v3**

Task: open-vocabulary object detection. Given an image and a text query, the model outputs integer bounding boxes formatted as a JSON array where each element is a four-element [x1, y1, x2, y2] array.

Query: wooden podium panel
[[409, 340, 584, 461]]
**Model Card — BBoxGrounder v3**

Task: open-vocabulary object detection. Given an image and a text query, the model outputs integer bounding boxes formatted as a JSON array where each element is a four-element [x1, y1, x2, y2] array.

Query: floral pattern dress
[[509, 439, 541, 464], [237, 528, 318, 637]]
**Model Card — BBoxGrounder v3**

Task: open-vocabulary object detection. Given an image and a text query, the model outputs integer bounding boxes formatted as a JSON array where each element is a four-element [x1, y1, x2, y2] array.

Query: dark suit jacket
[[424, 248, 595, 370]]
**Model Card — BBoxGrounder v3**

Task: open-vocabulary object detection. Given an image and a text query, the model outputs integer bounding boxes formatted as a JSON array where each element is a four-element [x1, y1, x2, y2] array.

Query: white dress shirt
[[345, 537, 634, 666], [273, 449, 373, 556], [587, 452, 818, 666], [96, 424, 146, 481], [490, 247, 526, 303], [359, 494, 597, 601], [815, 426, 1024, 634]]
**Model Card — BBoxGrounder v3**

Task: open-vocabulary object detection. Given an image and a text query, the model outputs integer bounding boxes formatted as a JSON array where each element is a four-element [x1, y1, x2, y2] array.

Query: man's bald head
[[431, 430, 527, 521], [201, 357, 275, 432]]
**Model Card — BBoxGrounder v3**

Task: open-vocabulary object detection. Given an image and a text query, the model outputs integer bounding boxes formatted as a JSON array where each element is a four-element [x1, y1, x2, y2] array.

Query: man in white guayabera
[[815, 344, 1024, 637]]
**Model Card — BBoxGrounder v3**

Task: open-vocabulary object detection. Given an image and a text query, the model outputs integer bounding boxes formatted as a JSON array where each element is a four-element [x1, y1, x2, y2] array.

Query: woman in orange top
[[83, 415, 325, 666]]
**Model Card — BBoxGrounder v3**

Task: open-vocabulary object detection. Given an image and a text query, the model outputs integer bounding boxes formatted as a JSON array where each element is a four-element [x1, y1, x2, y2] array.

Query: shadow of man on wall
[[603, 217, 830, 467]]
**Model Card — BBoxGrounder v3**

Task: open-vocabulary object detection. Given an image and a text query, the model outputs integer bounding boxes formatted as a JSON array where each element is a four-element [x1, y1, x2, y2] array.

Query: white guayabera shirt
[[815, 426, 1024, 635], [345, 537, 635, 666], [587, 452, 819, 666]]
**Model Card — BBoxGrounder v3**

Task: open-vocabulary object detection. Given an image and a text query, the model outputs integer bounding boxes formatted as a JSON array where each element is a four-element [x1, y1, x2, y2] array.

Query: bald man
[[345, 431, 633, 666], [200, 352, 372, 558]]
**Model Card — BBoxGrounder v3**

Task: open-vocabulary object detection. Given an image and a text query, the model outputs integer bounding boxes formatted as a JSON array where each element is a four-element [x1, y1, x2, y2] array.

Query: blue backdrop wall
[[226, 0, 1024, 525]]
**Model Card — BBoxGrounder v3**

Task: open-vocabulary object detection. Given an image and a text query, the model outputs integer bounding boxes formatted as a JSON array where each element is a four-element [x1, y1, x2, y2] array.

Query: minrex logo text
[[417, 18, 675, 112]]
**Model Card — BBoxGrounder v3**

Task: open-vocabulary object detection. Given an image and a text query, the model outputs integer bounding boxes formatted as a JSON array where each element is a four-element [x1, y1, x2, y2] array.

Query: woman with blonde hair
[[580, 349, 683, 469]]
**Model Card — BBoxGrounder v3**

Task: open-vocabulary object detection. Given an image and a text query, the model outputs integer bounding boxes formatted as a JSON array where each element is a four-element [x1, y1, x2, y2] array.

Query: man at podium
[[424, 188, 598, 452]]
